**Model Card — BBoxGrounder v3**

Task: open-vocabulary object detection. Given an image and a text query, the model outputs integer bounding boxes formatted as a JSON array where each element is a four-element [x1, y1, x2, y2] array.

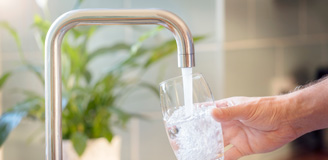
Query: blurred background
[[0, 0, 327, 160], [225, 0, 328, 159]]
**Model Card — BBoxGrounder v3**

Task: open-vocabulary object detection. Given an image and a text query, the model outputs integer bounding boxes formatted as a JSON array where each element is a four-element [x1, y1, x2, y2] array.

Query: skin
[[212, 77, 328, 160]]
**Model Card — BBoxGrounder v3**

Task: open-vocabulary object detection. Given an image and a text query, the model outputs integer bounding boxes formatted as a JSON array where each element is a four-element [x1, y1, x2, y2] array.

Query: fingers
[[213, 97, 258, 122], [215, 99, 230, 108], [215, 96, 248, 107], [215, 96, 257, 107], [212, 107, 249, 122], [221, 121, 241, 147], [222, 127, 233, 147], [214, 97, 255, 160], [224, 146, 244, 160]]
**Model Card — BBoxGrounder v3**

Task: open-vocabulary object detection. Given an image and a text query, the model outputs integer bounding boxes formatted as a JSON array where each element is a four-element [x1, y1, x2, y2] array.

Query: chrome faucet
[[45, 9, 195, 160]]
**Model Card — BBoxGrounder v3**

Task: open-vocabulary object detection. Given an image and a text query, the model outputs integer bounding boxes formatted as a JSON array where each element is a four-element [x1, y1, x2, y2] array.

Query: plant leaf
[[0, 21, 22, 52], [108, 107, 146, 127], [12, 89, 43, 101], [193, 35, 206, 42], [71, 132, 88, 156], [83, 69, 92, 84], [24, 63, 44, 85], [131, 26, 164, 55], [70, 26, 97, 53], [0, 72, 11, 89], [144, 35, 206, 68], [0, 98, 40, 146], [102, 128, 113, 143], [74, 0, 85, 9], [62, 40, 83, 74], [138, 82, 160, 97], [7, 99, 41, 114], [108, 107, 132, 128], [0, 112, 26, 146], [143, 39, 176, 68], [0, 21, 25, 61], [14, 63, 44, 85], [32, 14, 51, 50], [87, 43, 130, 62]]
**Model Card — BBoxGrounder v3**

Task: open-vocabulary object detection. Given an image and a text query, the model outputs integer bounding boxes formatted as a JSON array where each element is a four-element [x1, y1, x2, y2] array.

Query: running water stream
[[181, 68, 193, 115]]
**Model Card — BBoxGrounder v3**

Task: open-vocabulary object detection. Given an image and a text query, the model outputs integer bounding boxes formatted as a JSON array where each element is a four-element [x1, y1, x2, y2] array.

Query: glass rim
[[159, 72, 203, 86]]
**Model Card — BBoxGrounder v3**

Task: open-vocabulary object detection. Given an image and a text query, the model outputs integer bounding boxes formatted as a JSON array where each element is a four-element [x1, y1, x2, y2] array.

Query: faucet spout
[[45, 9, 195, 160]]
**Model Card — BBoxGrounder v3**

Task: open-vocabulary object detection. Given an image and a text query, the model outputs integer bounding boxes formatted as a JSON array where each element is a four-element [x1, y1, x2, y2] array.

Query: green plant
[[0, 0, 204, 156]]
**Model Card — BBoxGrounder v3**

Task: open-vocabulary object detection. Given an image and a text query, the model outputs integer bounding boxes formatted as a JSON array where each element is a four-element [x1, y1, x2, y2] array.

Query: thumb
[[212, 105, 250, 122]]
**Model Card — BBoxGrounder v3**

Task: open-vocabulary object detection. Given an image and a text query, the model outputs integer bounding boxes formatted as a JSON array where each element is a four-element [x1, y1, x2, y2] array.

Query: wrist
[[284, 91, 312, 137], [286, 81, 328, 137]]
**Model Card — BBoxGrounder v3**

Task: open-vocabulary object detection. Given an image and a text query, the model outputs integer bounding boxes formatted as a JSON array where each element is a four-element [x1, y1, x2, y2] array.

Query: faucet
[[45, 9, 195, 160]]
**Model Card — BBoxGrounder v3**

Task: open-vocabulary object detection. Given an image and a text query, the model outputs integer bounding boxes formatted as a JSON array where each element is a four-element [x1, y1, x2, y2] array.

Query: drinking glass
[[159, 73, 224, 160]]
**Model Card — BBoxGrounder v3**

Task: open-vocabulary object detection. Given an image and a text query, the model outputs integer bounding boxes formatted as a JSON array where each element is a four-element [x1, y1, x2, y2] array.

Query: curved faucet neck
[[45, 9, 195, 160]]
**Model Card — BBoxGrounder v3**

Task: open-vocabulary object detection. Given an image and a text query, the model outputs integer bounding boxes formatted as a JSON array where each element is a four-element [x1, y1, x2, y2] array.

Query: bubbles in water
[[165, 105, 224, 160], [168, 126, 179, 139]]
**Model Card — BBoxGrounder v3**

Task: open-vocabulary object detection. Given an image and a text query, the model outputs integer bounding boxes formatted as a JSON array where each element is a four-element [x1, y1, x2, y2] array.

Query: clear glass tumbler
[[160, 73, 224, 160]]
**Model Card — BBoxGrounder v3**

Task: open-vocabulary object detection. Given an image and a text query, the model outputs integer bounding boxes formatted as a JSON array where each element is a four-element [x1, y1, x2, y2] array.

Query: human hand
[[212, 96, 299, 160]]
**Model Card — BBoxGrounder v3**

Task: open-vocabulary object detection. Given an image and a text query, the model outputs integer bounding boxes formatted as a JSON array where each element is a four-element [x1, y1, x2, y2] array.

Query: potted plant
[[0, 0, 204, 159]]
